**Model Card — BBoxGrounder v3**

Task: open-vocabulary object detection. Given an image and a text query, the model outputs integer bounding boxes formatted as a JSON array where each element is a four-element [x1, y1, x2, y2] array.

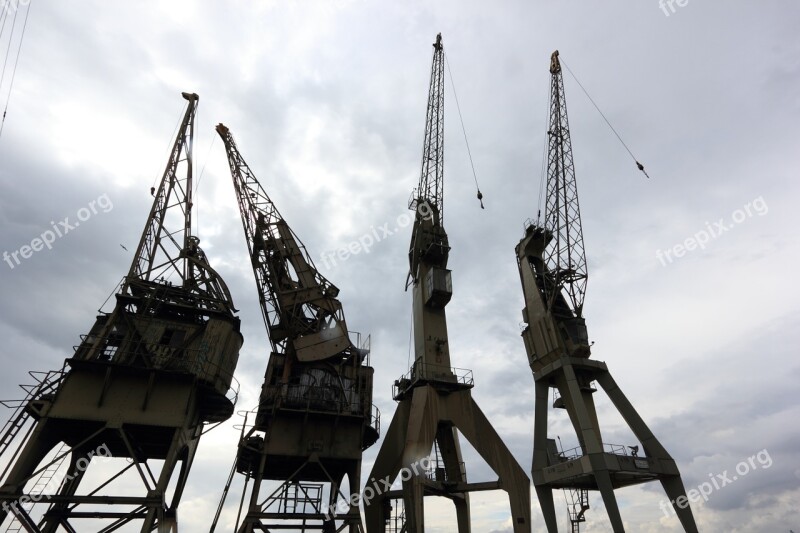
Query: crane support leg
[[435, 425, 471, 529], [595, 373, 698, 532], [403, 474, 428, 532], [594, 469, 624, 532], [453, 493, 470, 531], [345, 463, 364, 533], [452, 393, 529, 532], [366, 385, 530, 533], [661, 477, 699, 532], [142, 428, 200, 533], [535, 485, 558, 532], [533, 380, 558, 532], [596, 373, 671, 458], [364, 398, 410, 533], [559, 366, 604, 453]]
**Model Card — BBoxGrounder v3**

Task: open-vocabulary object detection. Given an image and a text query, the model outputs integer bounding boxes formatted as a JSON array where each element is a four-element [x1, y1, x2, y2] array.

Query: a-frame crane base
[[531, 355, 699, 533], [365, 379, 531, 533]]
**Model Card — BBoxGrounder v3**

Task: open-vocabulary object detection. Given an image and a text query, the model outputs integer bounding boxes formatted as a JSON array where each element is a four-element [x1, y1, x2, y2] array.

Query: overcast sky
[[0, 1, 798, 531]]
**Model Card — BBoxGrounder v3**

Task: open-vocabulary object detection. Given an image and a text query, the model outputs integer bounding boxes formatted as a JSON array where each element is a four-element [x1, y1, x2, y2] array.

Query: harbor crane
[[363, 34, 531, 533], [0, 92, 242, 532], [212, 124, 379, 532], [515, 51, 699, 532]]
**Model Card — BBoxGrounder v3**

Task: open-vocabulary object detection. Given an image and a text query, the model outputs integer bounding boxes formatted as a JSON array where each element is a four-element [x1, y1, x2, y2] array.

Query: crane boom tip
[[550, 51, 561, 74]]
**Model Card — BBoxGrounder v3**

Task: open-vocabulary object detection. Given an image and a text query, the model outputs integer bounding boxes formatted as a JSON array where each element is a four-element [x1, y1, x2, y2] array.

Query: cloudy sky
[[0, 0, 798, 531]]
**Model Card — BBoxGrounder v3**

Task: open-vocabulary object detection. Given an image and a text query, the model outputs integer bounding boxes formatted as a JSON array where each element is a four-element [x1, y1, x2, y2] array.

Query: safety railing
[[393, 361, 473, 398], [558, 442, 641, 461], [349, 330, 371, 367], [369, 404, 381, 435], [425, 461, 467, 484]]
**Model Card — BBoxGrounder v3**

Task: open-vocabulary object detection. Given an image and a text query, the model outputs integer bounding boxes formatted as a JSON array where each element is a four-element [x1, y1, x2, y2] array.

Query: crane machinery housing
[[515, 51, 699, 532], [363, 33, 531, 533], [211, 124, 379, 533], [0, 92, 243, 532]]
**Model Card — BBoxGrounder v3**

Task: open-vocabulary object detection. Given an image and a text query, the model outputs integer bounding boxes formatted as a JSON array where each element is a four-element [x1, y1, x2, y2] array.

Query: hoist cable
[[0, 2, 12, 43], [560, 57, 650, 179], [193, 133, 216, 235], [537, 98, 549, 223], [150, 102, 186, 191], [0, 0, 30, 140], [444, 51, 485, 208], [0, 4, 19, 94]]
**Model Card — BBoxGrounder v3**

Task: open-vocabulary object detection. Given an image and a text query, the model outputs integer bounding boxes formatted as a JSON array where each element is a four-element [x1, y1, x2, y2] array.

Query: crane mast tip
[[550, 50, 561, 74]]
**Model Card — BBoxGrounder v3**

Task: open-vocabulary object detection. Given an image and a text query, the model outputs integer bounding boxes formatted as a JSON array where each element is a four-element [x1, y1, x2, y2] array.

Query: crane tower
[[212, 124, 379, 533], [515, 51, 699, 532], [363, 34, 531, 533], [0, 92, 242, 532]]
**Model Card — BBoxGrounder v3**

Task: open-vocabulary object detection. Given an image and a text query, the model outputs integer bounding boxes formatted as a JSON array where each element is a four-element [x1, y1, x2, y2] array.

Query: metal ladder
[[565, 488, 589, 533], [1, 370, 67, 533], [0, 370, 64, 458], [4, 443, 70, 532]]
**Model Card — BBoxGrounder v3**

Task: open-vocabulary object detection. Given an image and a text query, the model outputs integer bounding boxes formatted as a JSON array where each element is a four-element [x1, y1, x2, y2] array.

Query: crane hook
[[636, 161, 651, 179], [477, 189, 484, 209]]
